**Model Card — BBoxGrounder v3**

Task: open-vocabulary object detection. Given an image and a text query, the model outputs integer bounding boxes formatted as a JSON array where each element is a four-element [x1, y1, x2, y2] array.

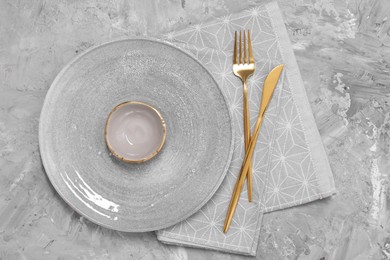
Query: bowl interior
[[105, 101, 166, 163]]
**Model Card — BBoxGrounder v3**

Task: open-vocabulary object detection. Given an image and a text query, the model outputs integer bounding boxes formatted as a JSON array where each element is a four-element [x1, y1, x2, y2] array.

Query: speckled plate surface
[[39, 38, 233, 232]]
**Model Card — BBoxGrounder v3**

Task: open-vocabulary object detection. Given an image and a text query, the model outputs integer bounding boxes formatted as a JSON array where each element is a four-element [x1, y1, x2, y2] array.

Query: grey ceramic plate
[[39, 38, 234, 232]]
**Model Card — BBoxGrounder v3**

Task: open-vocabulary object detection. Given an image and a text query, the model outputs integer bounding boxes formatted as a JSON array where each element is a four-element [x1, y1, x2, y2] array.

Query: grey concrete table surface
[[0, 0, 389, 259]]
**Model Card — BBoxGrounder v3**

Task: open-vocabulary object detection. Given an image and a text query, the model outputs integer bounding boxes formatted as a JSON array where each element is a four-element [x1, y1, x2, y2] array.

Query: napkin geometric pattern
[[157, 2, 336, 256]]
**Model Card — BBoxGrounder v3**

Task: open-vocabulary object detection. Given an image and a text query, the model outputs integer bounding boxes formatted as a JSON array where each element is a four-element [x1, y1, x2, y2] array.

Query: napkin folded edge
[[266, 2, 337, 206]]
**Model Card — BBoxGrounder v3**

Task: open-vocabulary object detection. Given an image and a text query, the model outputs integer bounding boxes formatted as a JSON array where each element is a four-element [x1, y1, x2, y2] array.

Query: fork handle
[[243, 80, 253, 202], [223, 80, 253, 222]]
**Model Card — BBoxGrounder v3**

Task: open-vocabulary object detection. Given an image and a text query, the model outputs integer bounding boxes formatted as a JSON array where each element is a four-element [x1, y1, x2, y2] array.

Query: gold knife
[[223, 64, 284, 233]]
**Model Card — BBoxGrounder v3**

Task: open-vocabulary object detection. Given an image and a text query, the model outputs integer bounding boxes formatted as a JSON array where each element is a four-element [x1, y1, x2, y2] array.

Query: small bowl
[[105, 101, 166, 163]]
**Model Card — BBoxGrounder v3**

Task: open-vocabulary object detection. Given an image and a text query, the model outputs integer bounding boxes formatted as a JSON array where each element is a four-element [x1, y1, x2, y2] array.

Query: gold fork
[[233, 30, 255, 202]]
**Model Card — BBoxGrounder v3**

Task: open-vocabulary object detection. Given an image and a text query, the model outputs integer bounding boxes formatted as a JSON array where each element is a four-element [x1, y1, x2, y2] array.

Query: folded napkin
[[156, 1, 336, 256]]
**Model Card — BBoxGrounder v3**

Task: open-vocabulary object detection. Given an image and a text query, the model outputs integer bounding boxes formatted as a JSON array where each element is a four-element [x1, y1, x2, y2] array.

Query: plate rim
[[39, 37, 234, 232]]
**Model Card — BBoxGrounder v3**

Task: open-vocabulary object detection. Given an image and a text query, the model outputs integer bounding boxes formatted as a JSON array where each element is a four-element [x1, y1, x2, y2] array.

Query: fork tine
[[243, 30, 247, 64], [248, 30, 254, 64], [239, 31, 242, 64], [233, 31, 238, 64]]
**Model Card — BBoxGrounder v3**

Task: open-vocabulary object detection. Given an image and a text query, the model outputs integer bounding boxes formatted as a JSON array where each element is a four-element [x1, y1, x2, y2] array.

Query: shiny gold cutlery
[[224, 64, 284, 233], [233, 30, 255, 202]]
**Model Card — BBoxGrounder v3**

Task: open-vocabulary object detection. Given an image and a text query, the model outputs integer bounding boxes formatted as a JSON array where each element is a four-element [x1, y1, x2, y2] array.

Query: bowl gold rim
[[104, 101, 167, 163]]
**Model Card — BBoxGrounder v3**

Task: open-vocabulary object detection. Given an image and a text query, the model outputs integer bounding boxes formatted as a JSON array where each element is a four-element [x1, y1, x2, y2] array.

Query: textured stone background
[[1, 0, 389, 259]]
